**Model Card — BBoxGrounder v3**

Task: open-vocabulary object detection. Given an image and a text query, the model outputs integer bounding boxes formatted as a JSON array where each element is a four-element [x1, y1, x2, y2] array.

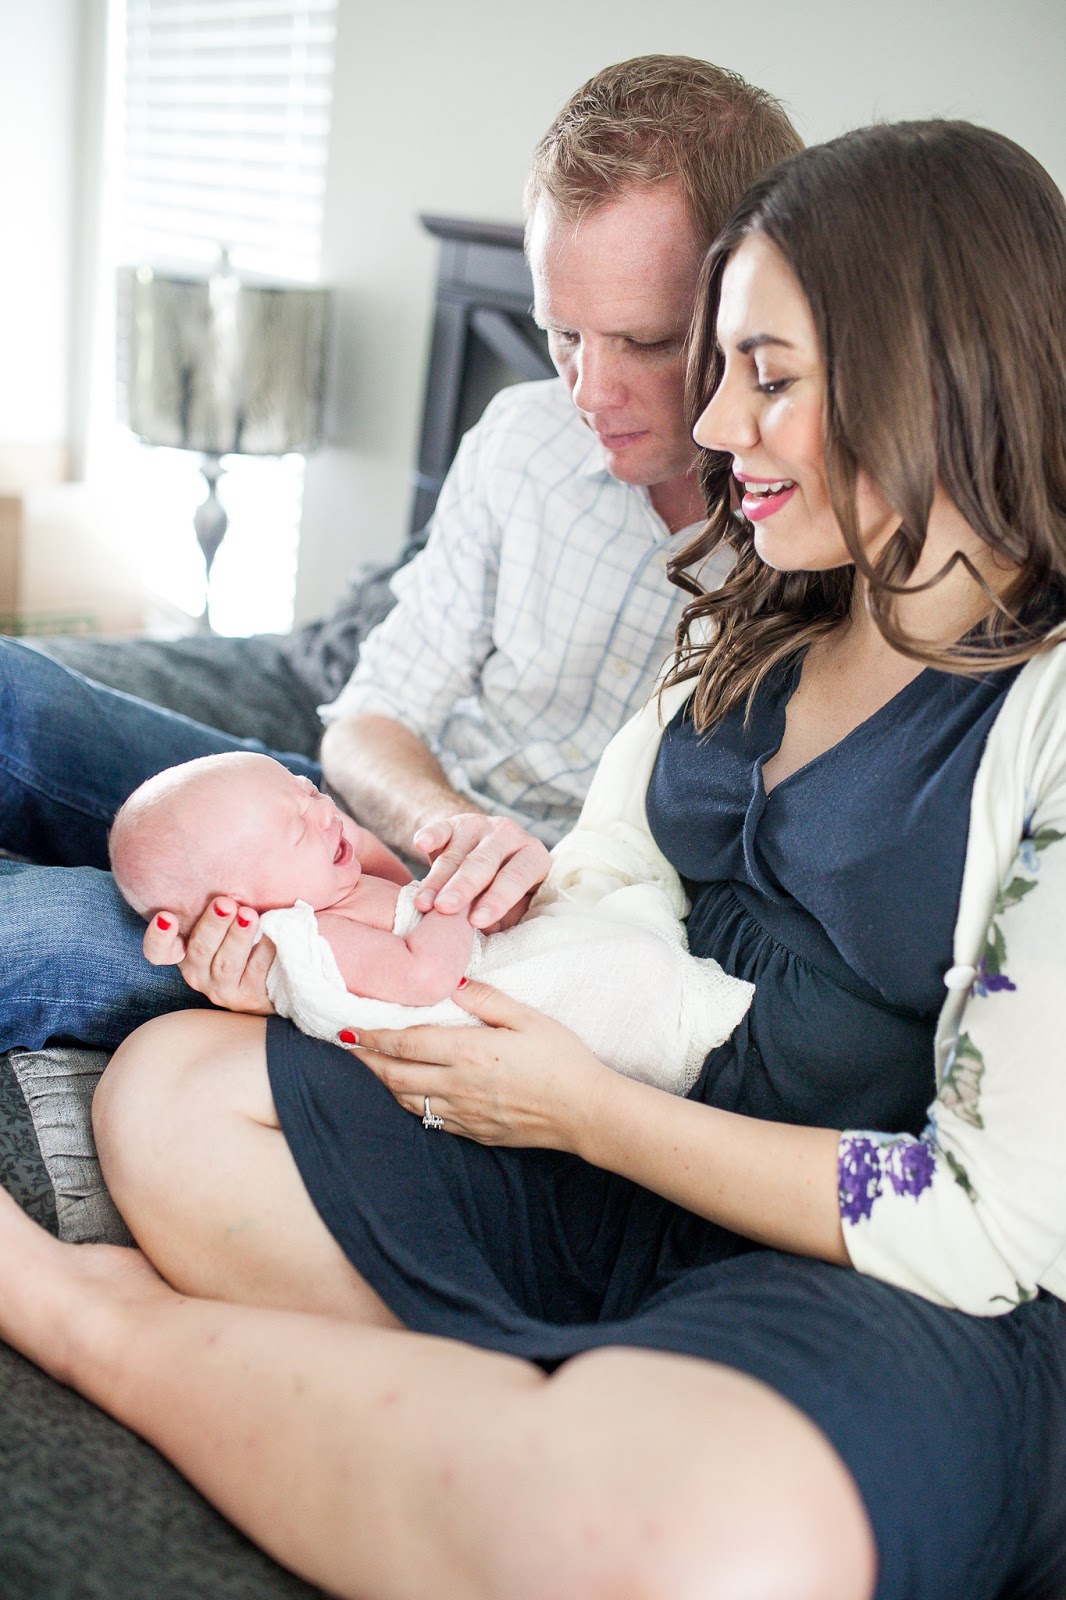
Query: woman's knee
[[492, 1348, 876, 1600], [93, 1011, 270, 1209]]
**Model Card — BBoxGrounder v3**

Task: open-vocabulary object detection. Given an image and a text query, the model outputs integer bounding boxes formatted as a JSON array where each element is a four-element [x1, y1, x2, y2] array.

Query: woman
[[4, 119, 1066, 1600]]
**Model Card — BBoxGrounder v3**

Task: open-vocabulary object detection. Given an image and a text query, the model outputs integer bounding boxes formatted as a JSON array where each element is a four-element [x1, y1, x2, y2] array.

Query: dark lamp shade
[[117, 263, 331, 457]]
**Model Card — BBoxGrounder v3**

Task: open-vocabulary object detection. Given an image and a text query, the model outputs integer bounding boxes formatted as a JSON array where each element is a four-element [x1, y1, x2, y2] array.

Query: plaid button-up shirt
[[322, 379, 725, 845]]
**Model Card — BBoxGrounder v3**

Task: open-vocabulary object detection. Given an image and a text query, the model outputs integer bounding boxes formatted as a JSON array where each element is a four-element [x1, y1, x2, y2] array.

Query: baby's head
[[110, 752, 361, 935]]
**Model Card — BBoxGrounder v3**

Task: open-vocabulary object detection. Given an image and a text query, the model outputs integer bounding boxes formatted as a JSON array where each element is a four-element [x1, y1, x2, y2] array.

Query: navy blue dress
[[267, 655, 1066, 1600]]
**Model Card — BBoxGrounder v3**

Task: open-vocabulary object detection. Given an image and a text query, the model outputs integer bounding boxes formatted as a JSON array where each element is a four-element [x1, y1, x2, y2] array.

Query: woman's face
[[693, 232, 897, 572]]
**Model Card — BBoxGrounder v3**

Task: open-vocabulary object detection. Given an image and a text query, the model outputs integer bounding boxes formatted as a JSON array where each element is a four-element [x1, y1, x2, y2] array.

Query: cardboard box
[[0, 494, 19, 617], [0, 484, 147, 637]]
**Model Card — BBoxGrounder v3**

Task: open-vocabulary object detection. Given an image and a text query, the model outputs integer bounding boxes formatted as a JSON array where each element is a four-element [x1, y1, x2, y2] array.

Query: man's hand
[[412, 813, 550, 932], [142, 898, 276, 1014], [321, 717, 551, 930]]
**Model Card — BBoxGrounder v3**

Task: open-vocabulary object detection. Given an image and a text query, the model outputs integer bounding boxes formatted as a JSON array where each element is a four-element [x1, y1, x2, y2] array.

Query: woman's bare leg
[[94, 1011, 399, 1324], [85, 1012, 877, 1597], [0, 1185, 875, 1600]]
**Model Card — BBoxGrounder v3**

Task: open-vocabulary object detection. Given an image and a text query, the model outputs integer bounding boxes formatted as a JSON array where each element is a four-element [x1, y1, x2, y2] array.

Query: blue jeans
[[0, 638, 321, 1050]]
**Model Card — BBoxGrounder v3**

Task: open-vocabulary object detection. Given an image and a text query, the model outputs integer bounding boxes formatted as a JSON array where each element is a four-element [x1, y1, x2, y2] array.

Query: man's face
[[529, 182, 702, 492]]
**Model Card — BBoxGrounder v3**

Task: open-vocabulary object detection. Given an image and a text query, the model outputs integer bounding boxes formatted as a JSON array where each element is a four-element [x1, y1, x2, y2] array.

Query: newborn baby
[[111, 751, 475, 1005], [110, 752, 753, 1095]]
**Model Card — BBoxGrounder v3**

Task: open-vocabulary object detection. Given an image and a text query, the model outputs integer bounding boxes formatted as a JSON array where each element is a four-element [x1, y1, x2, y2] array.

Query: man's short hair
[[525, 55, 803, 252]]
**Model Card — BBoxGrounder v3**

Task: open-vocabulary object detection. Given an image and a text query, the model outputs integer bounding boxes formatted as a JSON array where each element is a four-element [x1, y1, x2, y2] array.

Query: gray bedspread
[[0, 1054, 327, 1598], [0, 545, 431, 1597]]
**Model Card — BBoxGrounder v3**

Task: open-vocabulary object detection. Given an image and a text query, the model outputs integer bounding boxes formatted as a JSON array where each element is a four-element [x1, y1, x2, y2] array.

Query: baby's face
[[209, 763, 363, 913]]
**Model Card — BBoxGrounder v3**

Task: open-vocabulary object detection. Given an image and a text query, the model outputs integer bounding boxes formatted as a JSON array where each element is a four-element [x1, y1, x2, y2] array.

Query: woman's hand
[[142, 897, 277, 1015], [412, 814, 551, 933], [344, 979, 611, 1152], [351, 981, 851, 1267]]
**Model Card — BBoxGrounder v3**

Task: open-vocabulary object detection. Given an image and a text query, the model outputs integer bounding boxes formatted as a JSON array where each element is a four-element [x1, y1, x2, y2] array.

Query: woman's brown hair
[[665, 119, 1066, 731]]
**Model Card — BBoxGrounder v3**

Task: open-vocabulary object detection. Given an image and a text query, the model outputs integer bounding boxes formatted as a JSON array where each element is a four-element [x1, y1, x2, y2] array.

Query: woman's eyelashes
[[755, 375, 795, 396]]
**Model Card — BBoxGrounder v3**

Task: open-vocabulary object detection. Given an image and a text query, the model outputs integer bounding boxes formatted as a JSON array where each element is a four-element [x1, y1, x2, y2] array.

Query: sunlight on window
[[88, 0, 337, 638], [203, 454, 305, 635], [106, 432, 304, 635]]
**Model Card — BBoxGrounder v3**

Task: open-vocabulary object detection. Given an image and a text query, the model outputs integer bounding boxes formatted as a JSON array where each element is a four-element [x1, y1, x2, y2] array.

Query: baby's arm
[[316, 902, 475, 1005]]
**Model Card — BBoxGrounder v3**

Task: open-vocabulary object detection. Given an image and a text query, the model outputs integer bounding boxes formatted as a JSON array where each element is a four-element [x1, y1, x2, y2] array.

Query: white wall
[[0, 0, 79, 478], [5, 1, 1063, 617], [294, 0, 1066, 622]]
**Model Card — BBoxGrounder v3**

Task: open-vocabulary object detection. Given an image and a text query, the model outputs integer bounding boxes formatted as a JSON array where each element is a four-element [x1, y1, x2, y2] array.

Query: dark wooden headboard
[[410, 214, 553, 535]]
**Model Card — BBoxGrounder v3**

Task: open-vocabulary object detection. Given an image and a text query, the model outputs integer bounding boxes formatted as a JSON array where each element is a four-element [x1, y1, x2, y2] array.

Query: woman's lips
[[738, 478, 797, 522]]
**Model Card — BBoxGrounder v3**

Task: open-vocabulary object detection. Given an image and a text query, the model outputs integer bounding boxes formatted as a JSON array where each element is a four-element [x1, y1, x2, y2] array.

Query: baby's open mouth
[[334, 834, 352, 866]]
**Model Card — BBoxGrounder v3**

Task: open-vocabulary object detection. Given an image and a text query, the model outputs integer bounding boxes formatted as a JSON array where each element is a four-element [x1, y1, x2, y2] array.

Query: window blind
[[121, 0, 337, 283], [105, 0, 338, 634]]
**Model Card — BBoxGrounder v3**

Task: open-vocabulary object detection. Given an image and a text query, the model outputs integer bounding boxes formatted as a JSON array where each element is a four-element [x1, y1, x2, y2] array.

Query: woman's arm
[[835, 815, 1066, 1313], [582, 1060, 848, 1263], [350, 982, 848, 1267]]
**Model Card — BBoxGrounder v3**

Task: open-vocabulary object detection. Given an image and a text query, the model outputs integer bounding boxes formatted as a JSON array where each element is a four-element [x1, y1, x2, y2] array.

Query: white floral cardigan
[[543, 633, 1066, 1317]]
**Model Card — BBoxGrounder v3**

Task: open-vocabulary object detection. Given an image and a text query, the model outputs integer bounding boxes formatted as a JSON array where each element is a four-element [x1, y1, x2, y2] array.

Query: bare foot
[[0, 1184, 177, 1389]]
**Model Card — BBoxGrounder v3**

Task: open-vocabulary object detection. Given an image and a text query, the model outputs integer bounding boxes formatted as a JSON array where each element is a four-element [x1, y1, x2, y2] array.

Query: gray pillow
[[4, 1047, 132, 1245], [0, 1052, 57, 1234]]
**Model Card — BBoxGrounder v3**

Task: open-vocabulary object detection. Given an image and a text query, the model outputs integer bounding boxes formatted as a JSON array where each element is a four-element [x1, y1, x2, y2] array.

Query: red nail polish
[[214, 903, 229, 917], [457, 976, 468, 988], [338, 1028, 359, 1045], [236, 914, 251, 928], [156, 915, 171, 931]]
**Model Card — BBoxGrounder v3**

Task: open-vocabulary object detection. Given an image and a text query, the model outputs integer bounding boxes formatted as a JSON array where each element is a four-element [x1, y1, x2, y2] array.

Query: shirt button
[[612, 658, 631, 677], [505, 765, 523, 784], [943, 964, 977, 990]]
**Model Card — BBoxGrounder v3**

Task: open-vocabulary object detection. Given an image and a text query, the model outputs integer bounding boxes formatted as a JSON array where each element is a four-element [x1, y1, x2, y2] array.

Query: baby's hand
[[143, 898, 276, 1015]]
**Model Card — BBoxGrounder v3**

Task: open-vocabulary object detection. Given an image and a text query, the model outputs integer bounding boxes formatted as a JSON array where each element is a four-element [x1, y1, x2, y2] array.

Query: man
[[231, 55, 803, 941], [0, 56, 800, 1050]]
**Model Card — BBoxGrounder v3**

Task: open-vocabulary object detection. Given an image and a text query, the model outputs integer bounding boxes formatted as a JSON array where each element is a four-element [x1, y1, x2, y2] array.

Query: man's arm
[[322, 713, 550, 930], [321, 714, 477, 857]]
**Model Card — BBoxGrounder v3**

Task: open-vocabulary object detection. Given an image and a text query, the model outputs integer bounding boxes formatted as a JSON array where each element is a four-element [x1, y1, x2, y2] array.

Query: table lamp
[[117, 252, 331, 630]]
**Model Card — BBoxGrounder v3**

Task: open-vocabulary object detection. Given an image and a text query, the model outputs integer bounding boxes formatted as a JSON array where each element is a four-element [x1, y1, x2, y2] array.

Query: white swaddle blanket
[[261, 845, 754, 1096]]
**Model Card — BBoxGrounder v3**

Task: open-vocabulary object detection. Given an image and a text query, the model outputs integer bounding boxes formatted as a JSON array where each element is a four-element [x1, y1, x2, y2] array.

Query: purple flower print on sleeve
[[884, 1135, 937, 1199], [974, 964, 1017, 995], [839, 1132, 938, 1226], [838, 1136, 882, 1224]]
